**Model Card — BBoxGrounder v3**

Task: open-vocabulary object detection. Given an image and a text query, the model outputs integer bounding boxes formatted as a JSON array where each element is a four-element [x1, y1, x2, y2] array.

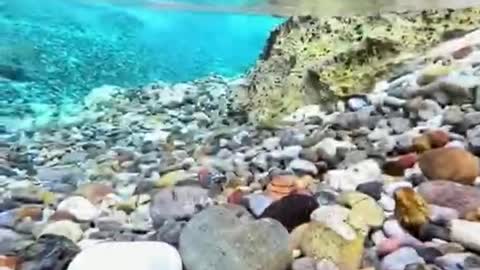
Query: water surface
[[0, 0, 283, 106]]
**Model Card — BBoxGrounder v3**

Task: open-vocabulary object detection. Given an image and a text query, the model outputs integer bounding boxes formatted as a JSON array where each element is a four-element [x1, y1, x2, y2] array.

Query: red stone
[[383, 153, 418, 176], [197, 167, 211, 188], [227, 190, 245, 205], [426, 130, 449, 148], [452, 46, 473, 59]]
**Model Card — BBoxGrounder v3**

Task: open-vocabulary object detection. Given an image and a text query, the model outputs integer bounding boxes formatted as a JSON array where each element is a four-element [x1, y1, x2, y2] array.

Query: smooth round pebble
[[67, 241, 182, 270], [384, 182, 412, 197], [381, 247, 425, 270], [57, 196, 100, 221], [39, 220, 83, 243]]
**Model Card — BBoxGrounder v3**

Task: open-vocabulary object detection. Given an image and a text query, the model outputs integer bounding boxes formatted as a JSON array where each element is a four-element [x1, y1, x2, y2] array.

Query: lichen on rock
[[238, 7, 480, 124]]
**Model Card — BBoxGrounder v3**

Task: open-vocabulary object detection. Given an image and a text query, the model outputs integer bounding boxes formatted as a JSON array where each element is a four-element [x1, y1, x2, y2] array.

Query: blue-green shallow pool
[[0, 0, 283, 106]]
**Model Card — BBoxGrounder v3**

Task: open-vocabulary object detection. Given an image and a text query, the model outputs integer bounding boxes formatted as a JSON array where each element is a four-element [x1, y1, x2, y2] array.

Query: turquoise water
[[0, 0, 283, 105]]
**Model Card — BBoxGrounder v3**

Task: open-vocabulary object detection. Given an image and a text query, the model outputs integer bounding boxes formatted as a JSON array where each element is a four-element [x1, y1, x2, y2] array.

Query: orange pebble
[[0, 255, 18, 270], [16, 206, 43, 221], [266, 175, 297, 200]]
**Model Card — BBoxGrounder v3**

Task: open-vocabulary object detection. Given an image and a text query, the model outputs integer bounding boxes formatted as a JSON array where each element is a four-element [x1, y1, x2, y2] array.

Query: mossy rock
[[239, 7, 480, 124], [299, 222, 365, 270]]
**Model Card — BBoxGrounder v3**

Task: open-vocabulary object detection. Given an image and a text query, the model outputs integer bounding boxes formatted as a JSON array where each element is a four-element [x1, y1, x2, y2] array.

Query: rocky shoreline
[[1, 7, 480, 270], [240, 6, 480, 126]]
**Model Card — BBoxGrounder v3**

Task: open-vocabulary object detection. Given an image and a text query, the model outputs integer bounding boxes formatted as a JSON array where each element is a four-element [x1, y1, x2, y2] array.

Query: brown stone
[[16, 206, 43, 221], [465, 208, 480, 222], [394, 187, 430, 235], [452, 45, 473, 59], [425, 130, 449, 148], [49, 210, 78, 222], [418, 148, 479, 185], [417, 180, 480, 218], [0, 255, 17, 270]]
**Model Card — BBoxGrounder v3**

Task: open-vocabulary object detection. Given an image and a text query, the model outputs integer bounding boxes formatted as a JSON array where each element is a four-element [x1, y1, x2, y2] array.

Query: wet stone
[[260, 194, 319, 232], [416, 247, 443, 264], [18, 234, 80, 270], [356, 181, 383, 201], [463, 112, 480, 129]]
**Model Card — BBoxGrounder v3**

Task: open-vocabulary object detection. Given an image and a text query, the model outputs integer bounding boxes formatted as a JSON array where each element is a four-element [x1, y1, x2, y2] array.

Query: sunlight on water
[[78, 0, 480, 16], [0, 0, 283, 106], [2, 0, 480, 131]]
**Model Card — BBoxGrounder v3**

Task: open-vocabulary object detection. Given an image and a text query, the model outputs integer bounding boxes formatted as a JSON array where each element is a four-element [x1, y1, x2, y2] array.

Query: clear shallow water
[[0, 0, 283, 106], [2, 0, 480, 131]]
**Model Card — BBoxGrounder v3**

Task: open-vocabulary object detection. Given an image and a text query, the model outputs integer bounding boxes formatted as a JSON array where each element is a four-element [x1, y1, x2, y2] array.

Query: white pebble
[[57, 196, 100, 221]]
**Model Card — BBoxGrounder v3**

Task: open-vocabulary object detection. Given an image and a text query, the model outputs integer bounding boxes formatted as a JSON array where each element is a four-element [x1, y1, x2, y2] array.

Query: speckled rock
[[149, 220, 186, 247], [337, 191, 385, 228], [260, 194, 319, 232], [417, 180, 480, 218], [298, 222, 364, 270], [149, 186, 212, 227], [179, 205, 291, 270], [237, 7, 480, 124], [18, 235, 80, 270], [310, 205, 356, 241], [394, 187, 429, 235], [324, 159, 381, 191]]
